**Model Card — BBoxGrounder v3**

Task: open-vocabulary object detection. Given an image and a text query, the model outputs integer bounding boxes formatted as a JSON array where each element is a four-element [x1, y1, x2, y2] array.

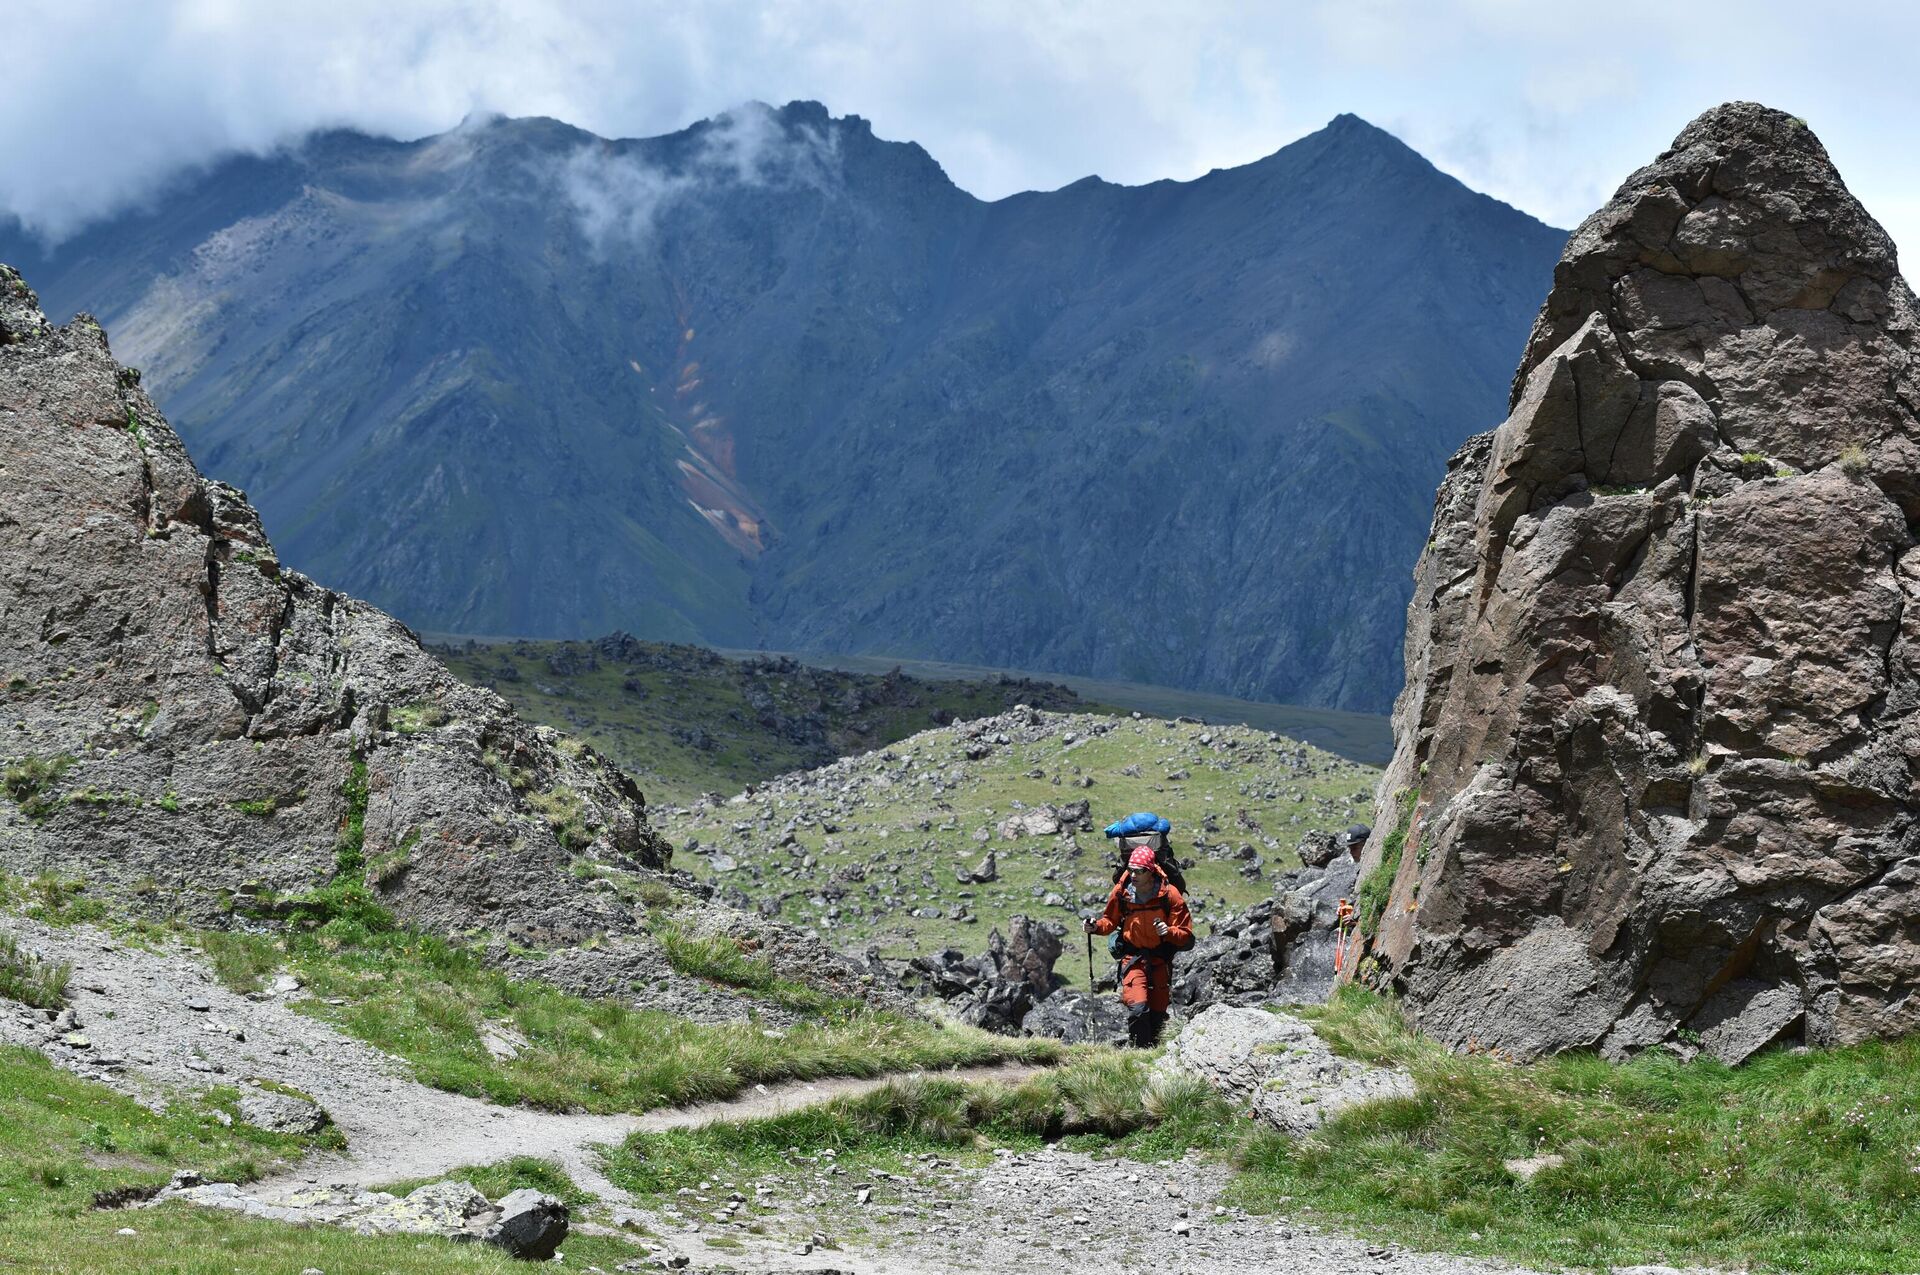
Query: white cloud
[[556, 102, 843, 251], [5, 0, 1919, 260]]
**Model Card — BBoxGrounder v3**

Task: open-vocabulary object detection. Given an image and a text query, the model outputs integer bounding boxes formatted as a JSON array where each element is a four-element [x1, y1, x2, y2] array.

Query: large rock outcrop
[[0, 264, 670, 941], [1359, 103, 1920, 1062]]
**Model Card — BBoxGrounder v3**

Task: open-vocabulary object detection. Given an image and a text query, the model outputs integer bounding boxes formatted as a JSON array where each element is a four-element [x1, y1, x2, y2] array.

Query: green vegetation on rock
[[3, 753, 73, 820], [0, 929, 70, 1008], [604, 1051, 1228, 1201], [1356, 787, 1417, 934], [379, 1156, 593, 1209]]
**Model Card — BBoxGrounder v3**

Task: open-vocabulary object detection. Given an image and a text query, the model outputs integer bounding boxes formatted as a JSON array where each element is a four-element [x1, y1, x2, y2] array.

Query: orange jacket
[[1091, 867, 1192, 952]]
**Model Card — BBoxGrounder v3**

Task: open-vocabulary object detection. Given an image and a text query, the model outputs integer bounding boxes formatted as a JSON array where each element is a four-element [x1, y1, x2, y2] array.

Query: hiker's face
[[1130, 868, 1157, 893]]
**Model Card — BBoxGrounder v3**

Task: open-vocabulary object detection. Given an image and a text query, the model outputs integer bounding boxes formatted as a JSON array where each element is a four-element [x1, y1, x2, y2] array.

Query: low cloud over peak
[[6, 1, 1920, 260]]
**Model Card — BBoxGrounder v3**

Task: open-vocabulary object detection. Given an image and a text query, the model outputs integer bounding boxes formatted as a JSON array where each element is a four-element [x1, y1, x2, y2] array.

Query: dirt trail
[[0, 919, 1036, 1206], [4, 921, 1561, 1273]]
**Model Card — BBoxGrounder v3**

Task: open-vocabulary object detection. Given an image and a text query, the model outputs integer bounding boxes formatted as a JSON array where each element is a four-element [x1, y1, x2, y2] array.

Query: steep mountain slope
[[1, 103, 1564, 712], [1359, 104, 1920, 1063]]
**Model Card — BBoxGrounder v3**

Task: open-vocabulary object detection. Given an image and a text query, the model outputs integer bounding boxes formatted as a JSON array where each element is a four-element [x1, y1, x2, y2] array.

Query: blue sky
[[7, 0, 1919, 260]]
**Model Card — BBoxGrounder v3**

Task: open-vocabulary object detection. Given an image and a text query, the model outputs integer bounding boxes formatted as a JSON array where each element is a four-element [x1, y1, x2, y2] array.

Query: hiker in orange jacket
[[1086, 847, 1193, 1047]]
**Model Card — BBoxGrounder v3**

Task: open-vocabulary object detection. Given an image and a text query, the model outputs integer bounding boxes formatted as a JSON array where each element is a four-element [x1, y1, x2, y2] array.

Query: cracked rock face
[[0, 264, 669, 939], [1360, 103, 1920, 1063]]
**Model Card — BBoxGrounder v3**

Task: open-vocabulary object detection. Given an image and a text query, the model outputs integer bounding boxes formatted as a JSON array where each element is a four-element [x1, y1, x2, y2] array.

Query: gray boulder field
[[1360, 102, 1920, 1062]]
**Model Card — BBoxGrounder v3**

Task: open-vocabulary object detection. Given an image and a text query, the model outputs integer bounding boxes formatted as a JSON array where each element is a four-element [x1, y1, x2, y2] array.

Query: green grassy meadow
[[661, 712, 1378, 955]]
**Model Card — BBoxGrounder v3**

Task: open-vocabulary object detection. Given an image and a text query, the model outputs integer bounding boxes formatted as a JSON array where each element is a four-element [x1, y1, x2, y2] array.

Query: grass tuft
[[278, 926, 1055, 1115], [0, 930, 71, 1008], [379, 1156, 591, 1208], [3, 754, 73, 820]]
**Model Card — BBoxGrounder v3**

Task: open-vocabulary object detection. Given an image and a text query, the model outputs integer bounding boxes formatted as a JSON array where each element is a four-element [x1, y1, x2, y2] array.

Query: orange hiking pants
[[1120, 953, 1172, 1012]]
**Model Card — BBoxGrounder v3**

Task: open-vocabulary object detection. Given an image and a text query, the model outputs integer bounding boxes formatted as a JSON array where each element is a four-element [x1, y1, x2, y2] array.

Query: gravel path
[[618, 1145, 1555, 1275], [0, 919, 1033, 1205], [3, 920, 1567, 1273]]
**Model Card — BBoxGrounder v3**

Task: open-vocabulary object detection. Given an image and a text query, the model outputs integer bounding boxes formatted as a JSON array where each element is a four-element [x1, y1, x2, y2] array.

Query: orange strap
[[1333, 898, 1358, 972]]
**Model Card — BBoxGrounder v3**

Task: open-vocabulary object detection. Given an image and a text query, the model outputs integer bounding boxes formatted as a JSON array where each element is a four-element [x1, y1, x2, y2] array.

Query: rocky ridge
[[0, 264, 886, 1007], [2, 105, 1565, 715], [1360, 103, 1920, 1062]]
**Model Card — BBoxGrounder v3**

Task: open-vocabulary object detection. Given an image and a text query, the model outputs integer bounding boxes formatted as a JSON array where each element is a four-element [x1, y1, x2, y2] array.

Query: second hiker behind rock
[[1087, 847, 1194, 1047]]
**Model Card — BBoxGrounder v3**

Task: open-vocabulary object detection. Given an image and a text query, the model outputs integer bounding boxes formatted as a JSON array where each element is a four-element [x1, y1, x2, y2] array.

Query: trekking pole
[[1085, 925, 1095, 994]]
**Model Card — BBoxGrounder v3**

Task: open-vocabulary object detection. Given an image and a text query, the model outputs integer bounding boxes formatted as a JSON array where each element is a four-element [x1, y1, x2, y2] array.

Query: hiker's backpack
[[1104, 811, 1187, 892]]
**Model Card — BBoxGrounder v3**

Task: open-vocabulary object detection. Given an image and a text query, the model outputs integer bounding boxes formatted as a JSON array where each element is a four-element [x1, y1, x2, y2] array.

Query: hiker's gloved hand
[[1082, 917, 1097, 933], [1154, 919, 1169, 936]]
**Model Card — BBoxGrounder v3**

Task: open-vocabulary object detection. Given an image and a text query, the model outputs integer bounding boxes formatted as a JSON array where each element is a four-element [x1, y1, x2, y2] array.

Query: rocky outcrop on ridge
[[0, 263, 669, 941], [1360, 103, 1920, 1062]]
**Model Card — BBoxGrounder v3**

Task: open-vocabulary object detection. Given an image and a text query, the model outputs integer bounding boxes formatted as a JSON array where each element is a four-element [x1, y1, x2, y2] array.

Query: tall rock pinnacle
[[1360, 103, 1920, 1062]]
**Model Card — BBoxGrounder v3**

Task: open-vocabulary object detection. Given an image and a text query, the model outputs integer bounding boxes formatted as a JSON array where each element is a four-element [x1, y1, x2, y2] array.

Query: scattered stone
[[483, 1188, 570, 1261], [1502, 1154, 1565, 1181]]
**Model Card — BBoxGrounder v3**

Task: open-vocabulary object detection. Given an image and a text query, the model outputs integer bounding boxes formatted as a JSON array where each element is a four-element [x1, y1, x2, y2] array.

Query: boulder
[[1268, 857, 1359, 1003], [1359, 103, 1920, 1059], [953, 978, 1034, 1035], [992, 915, 1064, 999], [165, 1178, 569, 1260], [480, 1188, 570, 1261], [1157, 1005, 1412, 1135], [1020, 989, 1131, 1046], [349, 1181, 494, 1238], [933, 914, 1068, 1035], [237, 1091, 330, 1136], [954, 850, 998, 884], [1295, 830, 1340, 868], [997, 807, 1062, 839]]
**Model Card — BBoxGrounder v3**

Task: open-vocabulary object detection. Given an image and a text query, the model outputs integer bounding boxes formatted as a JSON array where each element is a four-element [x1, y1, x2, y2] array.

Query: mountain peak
[[1517, 99, 1900, 401], [1324, 111, 1387, 136]]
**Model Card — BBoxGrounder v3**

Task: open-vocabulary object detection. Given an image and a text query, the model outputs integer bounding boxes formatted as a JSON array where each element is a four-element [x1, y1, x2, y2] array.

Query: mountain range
[[0, 102, 1564, 713]]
